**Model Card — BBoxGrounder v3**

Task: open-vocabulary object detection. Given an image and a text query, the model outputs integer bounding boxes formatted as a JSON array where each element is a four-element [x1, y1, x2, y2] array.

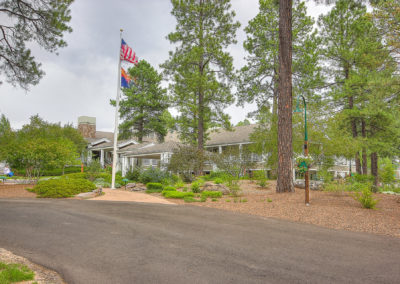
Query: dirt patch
[[0, 184, 36, 198], [89, 188, 175, 205], [0, 248, 64, 283], [169, 180, 400, 238]]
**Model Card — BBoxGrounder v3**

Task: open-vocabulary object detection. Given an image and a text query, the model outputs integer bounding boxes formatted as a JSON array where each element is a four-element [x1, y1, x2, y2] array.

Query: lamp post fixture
[[294, 95, 309, 205]]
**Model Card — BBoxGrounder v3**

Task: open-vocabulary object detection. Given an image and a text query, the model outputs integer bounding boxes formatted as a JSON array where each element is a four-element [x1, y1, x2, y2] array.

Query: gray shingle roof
[[122, 141, 182, 156], [206, 124, 257, 146]]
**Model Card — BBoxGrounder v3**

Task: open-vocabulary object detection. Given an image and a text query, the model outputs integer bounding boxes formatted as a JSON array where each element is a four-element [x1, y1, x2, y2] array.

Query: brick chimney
[[78, 116, 96, 138]]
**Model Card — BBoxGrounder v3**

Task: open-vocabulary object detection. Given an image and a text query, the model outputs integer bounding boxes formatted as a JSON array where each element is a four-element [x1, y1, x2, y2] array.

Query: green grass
[[163, 191, 194, 199], [267, 198, 272, 203], [211, 198, 218, 202], [241, 198, 248, 203], [0, 262, 35, 284], [225, 199, 231, 202], [201, 191, 222, 198]]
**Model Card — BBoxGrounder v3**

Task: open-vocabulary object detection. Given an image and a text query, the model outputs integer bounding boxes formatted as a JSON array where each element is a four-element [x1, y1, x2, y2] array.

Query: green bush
[[353, 188, 378, 209], [163, 191, 194, 199], [201, 191, 222, 198], [174, 178, 185, 188], [93, 178, 111, 188], [191, 181, 201, 193], [32, 178, 96, 198], [62, 172, 88, 179], [146, 182, 164, 192], [139, 167, 170, 184], [161, 186, 177, 196], [346, 182, 372, 192], [125, 166, 142, 181], [352, 174, 375, 184], [323, 180, 347, 192], [183, 196, 198, 203], [209, 171, 232, 182], [214, 178, 223, 184], [163, 186, 176, 191], [252, 170, 267, 180], [258, 179, 267, 188]]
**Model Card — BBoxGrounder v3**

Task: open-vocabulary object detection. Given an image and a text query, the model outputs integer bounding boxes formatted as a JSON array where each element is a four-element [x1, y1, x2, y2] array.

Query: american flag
[[120, 39, 138, 64]]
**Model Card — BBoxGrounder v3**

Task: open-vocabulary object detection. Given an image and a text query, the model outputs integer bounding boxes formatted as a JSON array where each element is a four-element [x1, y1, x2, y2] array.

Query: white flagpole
[[111, 29, 123, 189]]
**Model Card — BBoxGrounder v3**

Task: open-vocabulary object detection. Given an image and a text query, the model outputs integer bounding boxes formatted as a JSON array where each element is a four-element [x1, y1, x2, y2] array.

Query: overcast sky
[[0, 0, 330, 132]]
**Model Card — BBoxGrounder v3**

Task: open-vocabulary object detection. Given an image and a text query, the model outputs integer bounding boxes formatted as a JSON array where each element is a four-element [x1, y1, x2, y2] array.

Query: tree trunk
[[370, 152, 378, 190], [138, 107, 144, 143], [276, 0, 294, 193], [197, 0, 204, 175], [361, 119, 367, 175], [345, 64, 361, 175], [348, 96, 361, 174]]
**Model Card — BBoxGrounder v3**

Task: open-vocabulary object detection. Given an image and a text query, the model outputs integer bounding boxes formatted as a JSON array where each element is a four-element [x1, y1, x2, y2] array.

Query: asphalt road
[[0, 199, 399, 284]]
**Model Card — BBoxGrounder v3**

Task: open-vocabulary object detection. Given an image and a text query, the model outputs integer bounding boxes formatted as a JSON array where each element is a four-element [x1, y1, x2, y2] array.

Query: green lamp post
[[294, 95, 310, 205]]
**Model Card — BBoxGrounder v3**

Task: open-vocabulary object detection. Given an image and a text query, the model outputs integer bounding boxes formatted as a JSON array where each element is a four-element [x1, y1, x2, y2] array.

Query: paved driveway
[[0, 199, 399, 284]]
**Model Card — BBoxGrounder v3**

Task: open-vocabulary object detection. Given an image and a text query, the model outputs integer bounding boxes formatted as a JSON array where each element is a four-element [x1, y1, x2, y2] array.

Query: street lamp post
[[294, 95, 309, 205]]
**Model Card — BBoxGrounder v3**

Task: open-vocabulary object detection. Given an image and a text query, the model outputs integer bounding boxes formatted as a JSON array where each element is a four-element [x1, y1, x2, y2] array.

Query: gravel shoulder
[[0, 248, 64, 284], [169, 180, 400, 238]]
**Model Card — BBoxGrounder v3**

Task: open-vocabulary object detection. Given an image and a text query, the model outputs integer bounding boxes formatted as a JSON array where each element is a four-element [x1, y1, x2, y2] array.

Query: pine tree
[[0, 0, 73, 89], [162, 0, 240, 157], [238, 0, 322, 182], [111, 60, 169, 143]]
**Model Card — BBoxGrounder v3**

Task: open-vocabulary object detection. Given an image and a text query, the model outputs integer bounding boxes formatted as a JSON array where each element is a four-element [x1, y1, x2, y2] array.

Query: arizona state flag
[[121, 67, 131, 88]]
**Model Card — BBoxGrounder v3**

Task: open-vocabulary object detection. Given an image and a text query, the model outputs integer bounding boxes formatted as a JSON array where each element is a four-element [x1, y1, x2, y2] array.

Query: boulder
[[202, 182, 230, 195], [126, 183, 146, 191]]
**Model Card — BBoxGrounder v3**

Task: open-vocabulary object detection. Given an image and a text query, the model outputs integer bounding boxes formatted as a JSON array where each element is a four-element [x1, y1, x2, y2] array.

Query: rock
[[202, 182, 230, 195], [125, 183, 146, 191], [76, 192, 96, 198], [126, 183, 136, 188]]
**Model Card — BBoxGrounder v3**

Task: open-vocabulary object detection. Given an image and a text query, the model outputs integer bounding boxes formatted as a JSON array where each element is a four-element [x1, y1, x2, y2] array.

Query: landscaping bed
[[168, 180, 400, 238]]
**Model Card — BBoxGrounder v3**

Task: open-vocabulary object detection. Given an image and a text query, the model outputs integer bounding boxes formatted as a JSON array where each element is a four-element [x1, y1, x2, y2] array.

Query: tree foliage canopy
[[112, 60, 169, 142], [162, 0, 240, 147], [0, 0, 73, 89]]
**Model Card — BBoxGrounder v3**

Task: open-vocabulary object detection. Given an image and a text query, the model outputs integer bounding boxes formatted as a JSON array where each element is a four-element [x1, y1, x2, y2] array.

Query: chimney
[[78, 116, 96, 138]]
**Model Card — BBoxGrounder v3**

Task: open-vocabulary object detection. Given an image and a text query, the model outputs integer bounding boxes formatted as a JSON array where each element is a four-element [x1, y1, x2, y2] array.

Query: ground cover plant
[[31, 178, 96, 198], [0, 262, 35, 284], [201, 191, 222, 198], [163, 191, 194, 199], [146, 182, 164, 193]]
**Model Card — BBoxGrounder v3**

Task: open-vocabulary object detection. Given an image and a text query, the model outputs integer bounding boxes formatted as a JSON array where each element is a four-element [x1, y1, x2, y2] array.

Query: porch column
[[87, 150, 92, 164], [122, 157, 128, 176], [100, 149, 105, 168], [218, 146, 222, 154]]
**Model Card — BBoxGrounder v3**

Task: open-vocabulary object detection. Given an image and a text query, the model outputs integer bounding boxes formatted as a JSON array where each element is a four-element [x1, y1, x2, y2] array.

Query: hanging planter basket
[[296, 156, 313, 174]]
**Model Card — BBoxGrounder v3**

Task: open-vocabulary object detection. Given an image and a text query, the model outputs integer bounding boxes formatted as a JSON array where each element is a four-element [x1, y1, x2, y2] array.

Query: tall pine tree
[[162, 0, 240, 163], [238, 0, 322, 180]]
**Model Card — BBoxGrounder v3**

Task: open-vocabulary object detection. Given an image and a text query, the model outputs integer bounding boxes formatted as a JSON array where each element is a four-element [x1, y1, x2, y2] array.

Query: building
[[78, 116, 355, 179]]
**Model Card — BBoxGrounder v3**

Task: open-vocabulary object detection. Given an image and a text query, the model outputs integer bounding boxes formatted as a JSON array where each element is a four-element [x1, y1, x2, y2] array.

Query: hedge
[[16, 166, 85, 177], [32, 178, 97, 198]]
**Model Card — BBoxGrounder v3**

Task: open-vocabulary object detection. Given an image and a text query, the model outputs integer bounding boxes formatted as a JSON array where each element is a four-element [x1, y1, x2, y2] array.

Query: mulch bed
[[0, 184, 36, 198], [169, 180, 400, 238]]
